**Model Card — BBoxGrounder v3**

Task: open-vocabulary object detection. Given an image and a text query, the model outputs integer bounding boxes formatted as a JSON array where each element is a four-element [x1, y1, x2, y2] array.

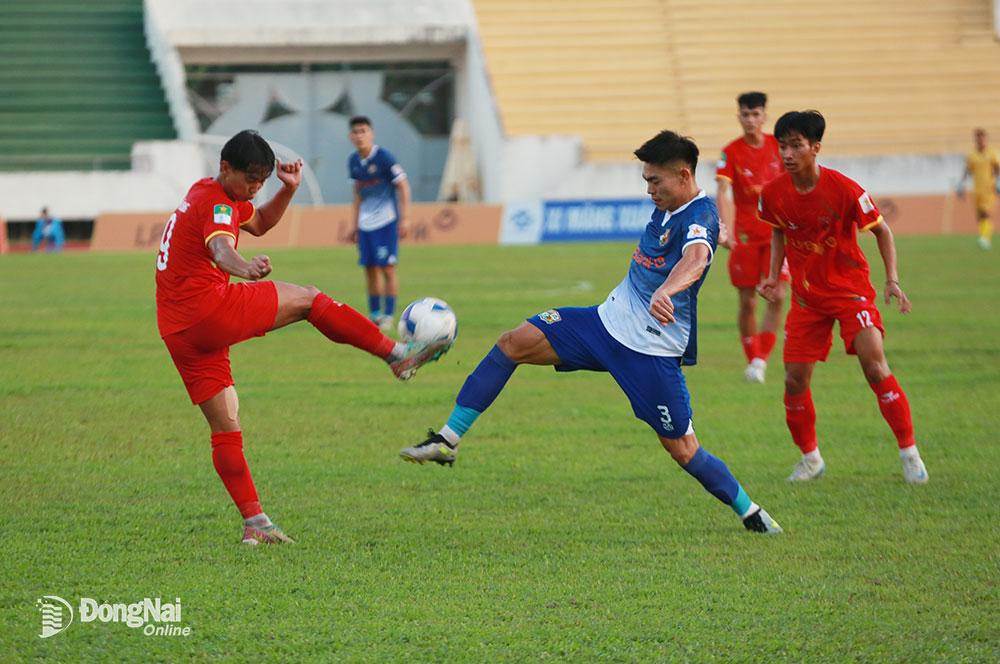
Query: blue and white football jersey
[[348, 145, 407, 231], [597, 191, 719, 364]]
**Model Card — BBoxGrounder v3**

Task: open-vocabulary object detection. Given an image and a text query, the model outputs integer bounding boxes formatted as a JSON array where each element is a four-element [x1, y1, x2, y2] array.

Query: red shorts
[[162, 281, 278, 404], [728, 241, 790, 288], [783, 294, 884, 363]]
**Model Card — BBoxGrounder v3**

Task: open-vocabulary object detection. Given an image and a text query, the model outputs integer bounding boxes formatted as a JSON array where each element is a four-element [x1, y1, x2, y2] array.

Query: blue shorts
[[527, 306, 693, 439], [358, 222, 398, 267]]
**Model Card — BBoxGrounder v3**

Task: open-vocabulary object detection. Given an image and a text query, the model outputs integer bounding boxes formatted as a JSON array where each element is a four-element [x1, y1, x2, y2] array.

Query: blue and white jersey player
[[348, 115, 411, 330], [400, 130, 783, 536]]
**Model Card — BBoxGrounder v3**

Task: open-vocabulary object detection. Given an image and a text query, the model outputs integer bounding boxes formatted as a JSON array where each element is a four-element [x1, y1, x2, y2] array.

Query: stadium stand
[[0, 0, 176, 172], [473, 0, 1000, 160]]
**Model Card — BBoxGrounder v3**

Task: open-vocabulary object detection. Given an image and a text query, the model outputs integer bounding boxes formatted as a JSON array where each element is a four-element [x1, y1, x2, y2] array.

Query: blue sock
[[368, 294, 380, 318], [445, 346, 518, 437], [384, 295, 396, 318], [682, 447, 751, 516]]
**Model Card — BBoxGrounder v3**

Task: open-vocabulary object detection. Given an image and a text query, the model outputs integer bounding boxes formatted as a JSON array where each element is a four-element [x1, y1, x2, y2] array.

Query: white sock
[[387, 342, 407, 363], [740, 501, 760, 520], [899, 445, 920, 459], [804, 449, 822, 462], [245, 513, 273, 529], [439, 425, 461, 447]]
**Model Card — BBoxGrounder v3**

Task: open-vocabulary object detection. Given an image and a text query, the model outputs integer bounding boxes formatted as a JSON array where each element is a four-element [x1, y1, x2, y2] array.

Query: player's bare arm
[[208, 234, 272, 281], [715, 179, 735, 249], [242, 158, 303, 236], [395, 177, 412, 239], [349, 183, 361, 243], [870, 221, 911, 314], [757, 228, 786, 302], [650, 243, 710, 325]]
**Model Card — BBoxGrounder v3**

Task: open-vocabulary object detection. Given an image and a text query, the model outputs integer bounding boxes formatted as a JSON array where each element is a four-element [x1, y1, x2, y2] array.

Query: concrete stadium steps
[[0, 0, 176, 172], [473, 0, 1000, 161]]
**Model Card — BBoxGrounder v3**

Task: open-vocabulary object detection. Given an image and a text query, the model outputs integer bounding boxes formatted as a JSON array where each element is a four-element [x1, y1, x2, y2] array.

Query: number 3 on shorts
[[856, 309, 873, 328], [657, 405, 674, 433]]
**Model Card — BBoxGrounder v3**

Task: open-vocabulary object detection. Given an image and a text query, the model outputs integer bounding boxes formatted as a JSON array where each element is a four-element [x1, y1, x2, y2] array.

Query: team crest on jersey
[[368, 164, 377, 174], [686, 224, 708, 240], [213, 204, 233, 225], [538, 309, 562, 324], [658, 229, 670, 246]]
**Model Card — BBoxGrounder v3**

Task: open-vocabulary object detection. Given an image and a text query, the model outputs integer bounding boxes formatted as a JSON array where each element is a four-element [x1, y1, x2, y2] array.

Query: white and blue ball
[[397, 297, 457, 344]]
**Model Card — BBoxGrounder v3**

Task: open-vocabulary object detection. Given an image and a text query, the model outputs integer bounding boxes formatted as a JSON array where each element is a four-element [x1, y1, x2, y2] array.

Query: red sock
[[210, 431, 262, 518], [757, 331, 777, 361], [740, 335, 758, 363], [869, 375, 916, 449], [784, 390, 818, 454], [308, 293, 395, 358]]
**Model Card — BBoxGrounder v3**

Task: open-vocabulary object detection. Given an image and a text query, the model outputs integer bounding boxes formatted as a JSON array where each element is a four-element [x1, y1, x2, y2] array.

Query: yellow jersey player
[[958, 128, 1000, 249]]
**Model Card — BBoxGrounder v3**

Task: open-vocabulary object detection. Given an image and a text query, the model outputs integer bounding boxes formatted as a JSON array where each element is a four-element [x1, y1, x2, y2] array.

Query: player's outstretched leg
[[400, 345, 519, 466], [662, 434, 782, 535]]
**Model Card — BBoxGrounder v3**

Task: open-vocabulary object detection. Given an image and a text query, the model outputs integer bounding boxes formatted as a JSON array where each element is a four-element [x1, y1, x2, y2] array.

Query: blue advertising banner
[[539, 199, 652, 242]]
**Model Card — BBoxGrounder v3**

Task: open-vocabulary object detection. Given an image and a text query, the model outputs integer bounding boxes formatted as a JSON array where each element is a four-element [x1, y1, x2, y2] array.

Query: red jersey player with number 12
[[155, 130, 451, 545], [715, 92, 788, 383], [757, 111, 928, 485]]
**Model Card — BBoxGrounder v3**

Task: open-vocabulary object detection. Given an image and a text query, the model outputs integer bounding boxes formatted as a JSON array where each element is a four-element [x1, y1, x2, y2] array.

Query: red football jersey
[[715, 134, 783, 244], [757, 167, 882, 304], [155, 178, 255, 336]]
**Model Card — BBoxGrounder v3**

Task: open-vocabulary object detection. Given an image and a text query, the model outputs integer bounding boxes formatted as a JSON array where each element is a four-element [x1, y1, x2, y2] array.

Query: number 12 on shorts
[[856, 309, 873, 328]]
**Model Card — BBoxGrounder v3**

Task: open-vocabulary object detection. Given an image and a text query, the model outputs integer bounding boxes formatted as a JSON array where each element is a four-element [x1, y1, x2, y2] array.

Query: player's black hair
[[774, 110, 826, 143], [220, 129, 274, 179], [349, 115, 372, 128], [737, 91, 767, 109], [634, 130, 699, 171]]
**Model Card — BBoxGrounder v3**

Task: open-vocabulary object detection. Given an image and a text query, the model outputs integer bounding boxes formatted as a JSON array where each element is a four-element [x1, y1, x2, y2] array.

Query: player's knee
[[862, 360, 891, 384], [784, 373, 809, 394], [300, 286, 322, 315], [495, 329, 522, 361]]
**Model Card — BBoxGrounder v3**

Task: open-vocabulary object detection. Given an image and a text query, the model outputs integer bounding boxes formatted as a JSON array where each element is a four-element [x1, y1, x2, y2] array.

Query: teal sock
[[445, 405, 480, 438], [730, 485, 752, 517]]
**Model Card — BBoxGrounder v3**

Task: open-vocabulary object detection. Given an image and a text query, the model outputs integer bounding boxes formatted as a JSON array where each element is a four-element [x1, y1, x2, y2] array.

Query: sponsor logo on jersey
[[658, 229, 670, 246], [390, 164, 404, 177], [213, 204, 233, 225], [686, 224, 708, 240], [632, 246, 667, 269], [858, 191, 875, 214], [538, 309, 562, 324], [645, 325, 662, 337]]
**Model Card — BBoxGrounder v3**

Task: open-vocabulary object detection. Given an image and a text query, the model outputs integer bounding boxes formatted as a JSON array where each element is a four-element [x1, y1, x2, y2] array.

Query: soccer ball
[[397, 297, 458, 344]]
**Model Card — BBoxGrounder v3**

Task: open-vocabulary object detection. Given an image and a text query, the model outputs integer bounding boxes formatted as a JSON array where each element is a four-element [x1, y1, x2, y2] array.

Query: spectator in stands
[[31, 207, 65, 252], [347, 116, 411, 331], [957, 128, 999, 249]]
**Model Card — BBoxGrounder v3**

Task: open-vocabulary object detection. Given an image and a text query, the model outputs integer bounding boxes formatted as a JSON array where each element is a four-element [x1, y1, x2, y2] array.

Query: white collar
[[661, 189, 706, 225], [359, 145, 380, 164]]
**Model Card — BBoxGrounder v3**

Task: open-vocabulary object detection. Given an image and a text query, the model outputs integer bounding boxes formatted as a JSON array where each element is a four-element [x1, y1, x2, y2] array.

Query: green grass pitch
[[1, 235, 998, 663]]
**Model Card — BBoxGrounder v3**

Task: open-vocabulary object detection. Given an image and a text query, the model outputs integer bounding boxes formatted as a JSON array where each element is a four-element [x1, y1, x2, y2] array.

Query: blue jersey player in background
[[348, 115, 411, 330], [401, 130, 782, 535]]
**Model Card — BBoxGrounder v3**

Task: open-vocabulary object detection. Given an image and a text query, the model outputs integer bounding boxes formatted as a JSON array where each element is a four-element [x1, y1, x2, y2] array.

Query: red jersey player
[[757, 111, 928, 484], [715, 92, 787, 383], [155, 130, 451, 544]]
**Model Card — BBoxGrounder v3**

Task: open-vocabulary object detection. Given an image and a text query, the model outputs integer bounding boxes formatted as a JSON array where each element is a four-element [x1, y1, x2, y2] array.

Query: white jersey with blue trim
[[597, 191, 719, 364], [348, 145, 407, 231]]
